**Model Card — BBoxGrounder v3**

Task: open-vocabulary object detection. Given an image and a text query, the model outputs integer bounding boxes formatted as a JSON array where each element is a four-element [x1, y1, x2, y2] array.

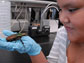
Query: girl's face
[[57, 0, 84, 43]]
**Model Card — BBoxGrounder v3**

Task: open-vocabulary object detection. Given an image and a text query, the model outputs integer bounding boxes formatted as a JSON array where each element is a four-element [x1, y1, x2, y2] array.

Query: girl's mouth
[[65, 26, 73, 32]]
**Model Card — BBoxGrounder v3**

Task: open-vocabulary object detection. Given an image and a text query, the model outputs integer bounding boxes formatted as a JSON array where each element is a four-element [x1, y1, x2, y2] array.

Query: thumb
[[0, 40, 16, 51], [2, 30, 17, 36]]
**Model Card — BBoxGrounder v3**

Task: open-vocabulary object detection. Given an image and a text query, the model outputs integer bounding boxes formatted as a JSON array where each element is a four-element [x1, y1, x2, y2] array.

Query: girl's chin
[[68, 35, 78, 43], [68, 32, 84, 43], [68, 36, 82, 43]]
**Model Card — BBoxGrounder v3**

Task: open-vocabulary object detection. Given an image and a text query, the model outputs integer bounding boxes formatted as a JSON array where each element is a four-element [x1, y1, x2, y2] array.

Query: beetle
[[6, 33, 27, 42], [6, 33, 27, 47]]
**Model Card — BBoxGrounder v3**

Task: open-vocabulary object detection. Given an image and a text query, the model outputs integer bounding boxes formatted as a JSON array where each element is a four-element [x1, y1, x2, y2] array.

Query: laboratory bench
[[0, 33, 56, 63]]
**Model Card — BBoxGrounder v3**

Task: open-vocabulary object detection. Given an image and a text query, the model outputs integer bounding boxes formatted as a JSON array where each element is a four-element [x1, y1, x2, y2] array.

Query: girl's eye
[[59, 8, 62, 12], [68, 8, 79, 12]]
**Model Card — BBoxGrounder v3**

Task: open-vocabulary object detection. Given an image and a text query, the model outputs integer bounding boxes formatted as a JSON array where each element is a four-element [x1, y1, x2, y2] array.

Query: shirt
[[47, 26, 70, 63]]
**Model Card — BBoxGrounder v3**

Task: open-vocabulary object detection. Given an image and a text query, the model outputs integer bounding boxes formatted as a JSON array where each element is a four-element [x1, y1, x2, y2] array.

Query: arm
[[30, 51, 48, 63]]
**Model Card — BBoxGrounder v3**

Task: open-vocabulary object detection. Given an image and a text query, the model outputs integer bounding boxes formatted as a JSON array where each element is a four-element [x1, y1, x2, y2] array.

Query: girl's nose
[[59, 11, 69, 24]]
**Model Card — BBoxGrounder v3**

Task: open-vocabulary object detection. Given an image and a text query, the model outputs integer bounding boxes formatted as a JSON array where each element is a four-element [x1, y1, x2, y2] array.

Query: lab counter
[[0, 33, 56, 63]]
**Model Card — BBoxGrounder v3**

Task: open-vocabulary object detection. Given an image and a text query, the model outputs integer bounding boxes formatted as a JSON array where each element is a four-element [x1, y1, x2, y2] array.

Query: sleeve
[[47, 26, 69, 63]]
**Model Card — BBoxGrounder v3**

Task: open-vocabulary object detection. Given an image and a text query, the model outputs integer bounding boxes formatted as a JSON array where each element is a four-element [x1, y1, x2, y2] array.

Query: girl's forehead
[[57, 0, 84, 8]]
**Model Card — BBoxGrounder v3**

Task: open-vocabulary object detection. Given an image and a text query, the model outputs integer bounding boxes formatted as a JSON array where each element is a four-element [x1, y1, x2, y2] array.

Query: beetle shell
[[6, 33, 27, 42]]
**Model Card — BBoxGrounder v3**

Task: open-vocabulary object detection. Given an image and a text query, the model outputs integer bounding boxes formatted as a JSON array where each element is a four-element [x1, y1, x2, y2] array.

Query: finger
[[14, 42, 26, 53], [21, 36, 35, 46], [0, 38, 6, 42], [0, 41, 16, 51], [2, 30, 16, 36]]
